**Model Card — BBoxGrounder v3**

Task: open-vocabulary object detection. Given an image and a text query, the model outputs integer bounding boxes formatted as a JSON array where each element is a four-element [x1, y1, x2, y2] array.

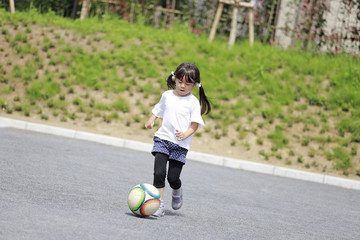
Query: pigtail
[[199, 86, 211, 115], [166, 73, 176, 89]]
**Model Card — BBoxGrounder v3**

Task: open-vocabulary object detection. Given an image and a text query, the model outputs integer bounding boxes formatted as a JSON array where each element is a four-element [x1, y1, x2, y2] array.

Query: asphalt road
[[1, 127, 359, 240]]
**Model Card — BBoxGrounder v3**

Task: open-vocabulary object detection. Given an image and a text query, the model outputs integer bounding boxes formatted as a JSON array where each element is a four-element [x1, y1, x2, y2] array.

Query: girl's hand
[[145, 114, 157, 129], [145, 120, 154, 129], [175, 123, 199, 141], [175, 129, 185, 141]]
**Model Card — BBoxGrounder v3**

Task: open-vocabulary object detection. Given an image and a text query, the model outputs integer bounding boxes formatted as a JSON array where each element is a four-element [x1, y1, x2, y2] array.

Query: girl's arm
[[175, 122, 199, 141], [145, 114, 158, 129]]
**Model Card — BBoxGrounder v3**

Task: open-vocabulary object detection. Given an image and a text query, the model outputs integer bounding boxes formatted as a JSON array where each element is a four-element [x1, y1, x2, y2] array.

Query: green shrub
[[72, 97, 82, 106], [112, 98, 129, 112], [332, 147, 352, 171], [268, 128, 288, 149]]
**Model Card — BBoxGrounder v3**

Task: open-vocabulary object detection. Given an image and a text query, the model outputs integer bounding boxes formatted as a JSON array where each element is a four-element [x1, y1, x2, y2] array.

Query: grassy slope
[[0, 9, 360, 179]]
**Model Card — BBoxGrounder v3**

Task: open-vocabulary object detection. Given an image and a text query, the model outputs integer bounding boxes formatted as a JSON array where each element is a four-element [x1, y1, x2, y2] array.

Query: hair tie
[[171, 71, 175, 80], [197, 83, 201, 87]]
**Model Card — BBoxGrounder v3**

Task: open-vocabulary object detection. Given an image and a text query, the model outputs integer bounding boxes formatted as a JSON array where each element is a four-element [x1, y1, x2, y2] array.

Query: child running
[[145, 62, 211, 217]]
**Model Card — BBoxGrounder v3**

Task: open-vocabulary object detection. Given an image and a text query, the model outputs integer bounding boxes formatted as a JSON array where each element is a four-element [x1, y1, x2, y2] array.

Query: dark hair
[[166, 62, 211, 115]]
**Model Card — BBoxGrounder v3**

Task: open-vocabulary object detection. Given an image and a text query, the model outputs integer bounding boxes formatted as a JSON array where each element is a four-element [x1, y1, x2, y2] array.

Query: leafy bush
[[112, 98, 129, 112], [331, 147, 352, 171]]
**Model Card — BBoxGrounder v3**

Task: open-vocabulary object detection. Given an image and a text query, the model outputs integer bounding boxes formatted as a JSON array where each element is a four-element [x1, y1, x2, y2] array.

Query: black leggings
[[153, 152, 184, 189]]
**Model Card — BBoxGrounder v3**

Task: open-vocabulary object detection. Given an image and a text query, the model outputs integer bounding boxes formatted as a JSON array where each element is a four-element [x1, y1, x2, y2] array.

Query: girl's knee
[[167, 175, 181, 189], [154, 168, 166, 181]]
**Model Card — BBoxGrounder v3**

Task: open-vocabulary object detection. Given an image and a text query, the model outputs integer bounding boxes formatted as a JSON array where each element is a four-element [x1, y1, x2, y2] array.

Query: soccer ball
[[127, 183, 161, 217]]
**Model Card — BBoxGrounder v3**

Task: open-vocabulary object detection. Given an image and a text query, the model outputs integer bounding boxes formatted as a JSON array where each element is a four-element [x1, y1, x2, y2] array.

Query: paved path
[[1, 128, 360, 240]]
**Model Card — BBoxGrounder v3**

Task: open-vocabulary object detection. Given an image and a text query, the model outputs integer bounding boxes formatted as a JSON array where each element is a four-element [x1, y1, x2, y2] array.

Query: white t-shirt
[[152, 90, 205, 150]]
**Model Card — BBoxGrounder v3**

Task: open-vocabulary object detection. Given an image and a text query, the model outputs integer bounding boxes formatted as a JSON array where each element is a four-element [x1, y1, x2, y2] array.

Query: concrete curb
[[1, 116, 360, 191]]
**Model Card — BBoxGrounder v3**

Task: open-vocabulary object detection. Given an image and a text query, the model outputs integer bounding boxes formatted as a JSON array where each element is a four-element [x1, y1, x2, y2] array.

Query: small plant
[[324, 150, 333, 161], [1, 28, 9, 35], [256, 138, 263, 145], [222, 128, 228, 136], [69, 113, 77, 120], [59, 94, 66, 101], [72, 97, 82, 106], [351, 147, 357, 156], [103, 114, 111, 123], [259, 150, 269, 160], [237, 131, 246, 139], [268, 127, 288, 149], [301, 138, 310, 146], [14, 105, 22, 112], [332, 147, 352, 172], [14, 33, 27, 43], [112, 98, 129, 112], [303, 125, 311, 132], [312, 161, 319, 167], [243, 141, 250, 150], [308, 150, 316, 158], [214, 132, 221, 140], [109, 112, 119, 120], [133, 115, 141, 123], [42, 37, 55, 52]]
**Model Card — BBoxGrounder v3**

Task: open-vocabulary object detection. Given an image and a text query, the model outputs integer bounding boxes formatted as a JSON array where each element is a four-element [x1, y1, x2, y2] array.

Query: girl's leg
[[167, 159, 184, 190], [152, 153, 169, 217], [153, 152, 169, 198], [157, 188, 164, 199], [168, 160, 184, 210]]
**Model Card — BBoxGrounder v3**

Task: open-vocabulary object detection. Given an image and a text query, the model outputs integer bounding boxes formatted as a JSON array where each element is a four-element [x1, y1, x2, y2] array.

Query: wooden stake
[[249, 7, 254, 46], [130, 1, 135, 23], [105, 2, 109, 16], [169, 0, 176, 25], [154, 8, 161, 27], [9, 0, 15, 13], [208, 2, 224, 42], [229, 6, 239, 48], [80, 0, 92, 20], [209, 0, 254, 46]]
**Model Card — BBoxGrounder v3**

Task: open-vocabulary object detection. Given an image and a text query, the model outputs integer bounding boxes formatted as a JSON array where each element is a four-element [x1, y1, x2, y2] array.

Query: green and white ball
[[127, 183, 160, 217]]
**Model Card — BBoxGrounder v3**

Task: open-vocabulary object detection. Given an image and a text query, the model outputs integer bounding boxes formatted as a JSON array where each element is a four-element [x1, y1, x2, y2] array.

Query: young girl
[[145, 62, 211, 217]]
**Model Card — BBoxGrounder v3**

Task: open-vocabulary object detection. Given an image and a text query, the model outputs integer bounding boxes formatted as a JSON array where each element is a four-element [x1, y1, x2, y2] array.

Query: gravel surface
[[1, 128, 359, 240]]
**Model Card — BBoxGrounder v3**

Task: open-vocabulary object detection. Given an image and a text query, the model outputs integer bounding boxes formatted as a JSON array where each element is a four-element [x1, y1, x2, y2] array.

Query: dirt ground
[[2, 111, 359, 182]]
